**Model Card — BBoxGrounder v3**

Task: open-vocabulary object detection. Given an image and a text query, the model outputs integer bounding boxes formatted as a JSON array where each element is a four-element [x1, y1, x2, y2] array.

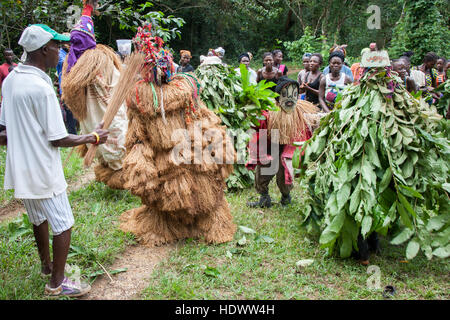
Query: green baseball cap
[[32, 24, 71, 42]]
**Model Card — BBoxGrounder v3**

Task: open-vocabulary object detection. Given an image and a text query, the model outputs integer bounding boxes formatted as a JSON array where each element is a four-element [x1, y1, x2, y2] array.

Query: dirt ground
[[82, 244, 174, 300]]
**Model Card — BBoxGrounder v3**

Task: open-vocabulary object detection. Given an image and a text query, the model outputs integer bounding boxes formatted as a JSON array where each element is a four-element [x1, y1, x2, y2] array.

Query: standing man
[[0, 48, 17, 88], [0, 24, 109, 297]]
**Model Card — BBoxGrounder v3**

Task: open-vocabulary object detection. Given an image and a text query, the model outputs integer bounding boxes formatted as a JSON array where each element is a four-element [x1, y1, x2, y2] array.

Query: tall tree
[[390, 0, 450, 64]]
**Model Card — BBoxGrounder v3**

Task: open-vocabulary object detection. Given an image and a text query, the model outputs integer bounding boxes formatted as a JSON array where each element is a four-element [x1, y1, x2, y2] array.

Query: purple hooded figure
[[66, 9, 97, 73]]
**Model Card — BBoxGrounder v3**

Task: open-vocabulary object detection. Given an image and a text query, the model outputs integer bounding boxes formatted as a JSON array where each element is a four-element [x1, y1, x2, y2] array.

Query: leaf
[[426, 215, 449, 232], [397, 202, 413, 229], [398, 193, 417, 218], [349, 181, 361, 214], [365, 142, 381, 168], [260, 235, 275, 244], [406, 239, 420, 260], [319, 230, 337, 245], [379, 169, 392, 193], [360, 119, 369, 138], [239, 226, 256, 234], [391, 228, 414, 245], [204, 266, 221, 278], [399, 185, 424, 200], [292, 147, 301, 169], [361, 215, 373, 238], [432, 245, 450, 259], [109, 268, 128, 276], [337, 182, 351, 210], [328, 211, 346, 234], [237, 236, 247, 246], [361, 157, 376, 186], [340, 232, 353, 258], [295, 259, 315, 268]]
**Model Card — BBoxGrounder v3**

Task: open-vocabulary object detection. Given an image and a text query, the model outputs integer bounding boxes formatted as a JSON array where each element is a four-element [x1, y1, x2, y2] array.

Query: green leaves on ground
[[298, 68, 450, 261]]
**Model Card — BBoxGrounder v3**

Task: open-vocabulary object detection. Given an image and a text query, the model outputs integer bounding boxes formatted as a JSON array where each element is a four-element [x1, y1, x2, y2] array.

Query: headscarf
[[329, 50, 345, 63], [330, 44, 347, 57], [67, 15, 97, 72], [238, 52, 250, 63], [180, 50, 192, 58], [210, 47, 225, 59], [303, 53, 312, 59]]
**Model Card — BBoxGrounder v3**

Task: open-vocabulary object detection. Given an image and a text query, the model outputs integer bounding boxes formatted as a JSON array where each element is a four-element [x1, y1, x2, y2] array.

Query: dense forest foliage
[[1, 0, 449, 66]]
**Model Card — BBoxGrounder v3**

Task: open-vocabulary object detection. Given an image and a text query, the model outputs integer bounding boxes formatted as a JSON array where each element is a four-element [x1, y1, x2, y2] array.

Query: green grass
[[0, 151, 448, 300], [141, 183, 449, 300], [0, 181, 139, 300]]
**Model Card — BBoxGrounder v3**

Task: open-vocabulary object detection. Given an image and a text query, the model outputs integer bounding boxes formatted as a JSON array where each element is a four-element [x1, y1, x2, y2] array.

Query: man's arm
[[318, 77, 331, 113], [50, 122, 108, 148], [0, 125, 6, 146]]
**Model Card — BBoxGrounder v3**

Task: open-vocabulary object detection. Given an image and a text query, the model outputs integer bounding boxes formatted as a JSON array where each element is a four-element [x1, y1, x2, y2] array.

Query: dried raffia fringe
[[268, 101, 309, 144], [94, 161, 127, 190], [119, 197, 236, 247], [119, 75, 237, 246], [61, 44, 122, 121], [84, 52, 145, 168], [125, 106, 228, 153], [131, 78, 194, 118], [160, 86, 167, 124]]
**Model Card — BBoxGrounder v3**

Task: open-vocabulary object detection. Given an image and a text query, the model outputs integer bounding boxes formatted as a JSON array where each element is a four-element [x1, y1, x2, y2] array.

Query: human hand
[[93, 121, 109, 145]]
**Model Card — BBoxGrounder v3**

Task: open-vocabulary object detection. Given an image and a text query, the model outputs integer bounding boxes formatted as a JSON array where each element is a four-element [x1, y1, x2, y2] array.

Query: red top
[[0, 63, 17, 88], [245, 110, 312, 185]]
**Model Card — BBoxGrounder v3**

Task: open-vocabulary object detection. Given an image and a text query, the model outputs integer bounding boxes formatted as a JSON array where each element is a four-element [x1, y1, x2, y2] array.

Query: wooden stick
[[83, 52, 144, 168], [63, 147, 75, 169]]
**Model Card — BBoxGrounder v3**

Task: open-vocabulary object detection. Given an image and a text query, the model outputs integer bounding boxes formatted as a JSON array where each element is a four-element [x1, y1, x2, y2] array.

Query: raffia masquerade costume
[[61, 3, 127, 189], [119, 24, 237, 246], [246, 77, 312, 208]]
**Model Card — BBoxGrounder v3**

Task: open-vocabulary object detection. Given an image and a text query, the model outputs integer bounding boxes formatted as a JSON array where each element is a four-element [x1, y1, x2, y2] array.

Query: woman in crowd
[[323, 44, 354, 82], [318, 51, 352, 112], [300, 53, 323, 106], [392, 59, 417, 93], [436, 57, 447, 86], [235, 52, 257, 84], [400, 52, 425, 90], [272, 49, 288, 76], [257, 52, 283, 88], [297, 53, 311, 86], [177, 50, 195, 73], [412, 52, 440, 105]]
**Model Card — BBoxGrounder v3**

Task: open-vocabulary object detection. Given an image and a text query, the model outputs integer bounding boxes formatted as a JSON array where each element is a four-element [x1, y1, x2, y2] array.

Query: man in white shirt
[[0, 24, 108, 297]]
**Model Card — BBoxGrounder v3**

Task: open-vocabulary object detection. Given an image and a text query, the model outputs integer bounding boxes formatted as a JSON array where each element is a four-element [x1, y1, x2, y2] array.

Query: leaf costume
[[300, 67, 449, 261]]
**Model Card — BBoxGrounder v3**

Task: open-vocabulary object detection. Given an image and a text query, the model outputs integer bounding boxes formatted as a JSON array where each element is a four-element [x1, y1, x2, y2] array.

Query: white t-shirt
[[410, 69, 426, 88], [0, 64, 68, 199], [234, 67, 258, 85]]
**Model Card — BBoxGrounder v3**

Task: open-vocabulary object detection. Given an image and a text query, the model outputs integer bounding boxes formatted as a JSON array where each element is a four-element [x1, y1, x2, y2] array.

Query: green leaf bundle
[[298, 68, 449, 261], [435, 80, 450, 117], [195, 63, 278, 190]]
